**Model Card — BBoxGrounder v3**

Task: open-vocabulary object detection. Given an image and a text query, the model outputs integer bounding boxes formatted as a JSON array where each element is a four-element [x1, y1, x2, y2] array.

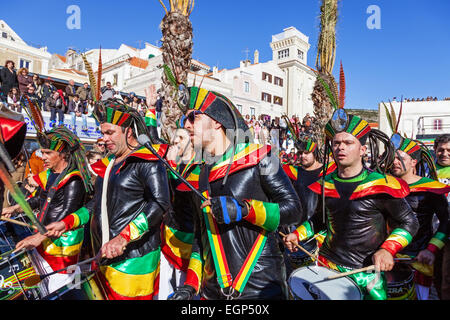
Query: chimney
[[254, 50, 259, 64]]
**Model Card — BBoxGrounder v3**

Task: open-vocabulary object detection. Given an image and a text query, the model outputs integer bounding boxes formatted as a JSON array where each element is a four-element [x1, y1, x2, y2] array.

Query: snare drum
[[0, 221, 41, 300], [385, 263, 417, 300], [43, 273, 101, 300], [288, 265, 362, 300]]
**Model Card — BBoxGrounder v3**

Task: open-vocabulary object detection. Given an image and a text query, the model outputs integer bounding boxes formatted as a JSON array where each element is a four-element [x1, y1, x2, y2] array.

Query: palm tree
[[311, 0, 339, 145], [158, 0, 195, 143]]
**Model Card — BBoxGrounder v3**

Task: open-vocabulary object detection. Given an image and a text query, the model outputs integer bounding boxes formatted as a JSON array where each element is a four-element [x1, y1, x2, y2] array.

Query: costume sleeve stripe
[[243, 199, 280, 232], [220, 197, 231, 224], [380, 228, 412, 256], [231, 198, 242, 222], [62, 207, 89, 230], [295, 221, 314, 242], [426, 243, 439, 255], [121, 213, 149, 243], [428, 232, 446, 251], [185, 252, 203, 293]]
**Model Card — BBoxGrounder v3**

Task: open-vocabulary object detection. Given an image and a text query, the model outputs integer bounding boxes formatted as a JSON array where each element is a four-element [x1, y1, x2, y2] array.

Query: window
[[19, 59, 31, 70], [113, 74, 118, 86], [274, 96, 283, 106], [298, 50, 304, 60], [2, 32, 7, 39], [278, 49, 289, 59], [434, 119, 443, 130], [262, 72, 272, 83], [274, 77, 283, 87], [236, 104, 243, 114], [77, 63, 83, 71], [250, 107, 255, 117], [244, 81, 250, 93], [261, 92, 272, 103]]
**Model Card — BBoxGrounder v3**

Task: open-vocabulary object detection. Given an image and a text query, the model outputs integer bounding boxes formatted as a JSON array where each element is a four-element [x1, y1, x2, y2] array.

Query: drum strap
[[100, 158, 115, 246], [38, 167, 69, 223], [201, 188, 268, 295]]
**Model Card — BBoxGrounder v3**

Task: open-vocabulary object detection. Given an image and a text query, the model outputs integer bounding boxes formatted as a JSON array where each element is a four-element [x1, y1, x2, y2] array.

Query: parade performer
[[145, 85, 198, 299], [432, 134, 450, 300], [281, 129, 336, 248], [296, 94, 419, 299], [45, 99, 171, 300], [2, 125, 93, 296], [169, 87, 303, 300], [389, 132, 449, 300]]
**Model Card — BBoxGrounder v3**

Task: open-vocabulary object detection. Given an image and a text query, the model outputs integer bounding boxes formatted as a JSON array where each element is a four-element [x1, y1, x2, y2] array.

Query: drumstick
[[279, 232, 328, 268], [325, 265, 376, 280], [0, 217, 38, 230]]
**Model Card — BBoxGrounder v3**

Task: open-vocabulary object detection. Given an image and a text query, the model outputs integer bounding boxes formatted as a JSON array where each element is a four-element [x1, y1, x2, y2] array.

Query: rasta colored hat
[[93, 98, 148, 137], [385, 98, 437, 179], [37, 126, 94, 193], [188, 87, 249, 135], [325, 109, 371, 144], [297, 138, 318, 154]]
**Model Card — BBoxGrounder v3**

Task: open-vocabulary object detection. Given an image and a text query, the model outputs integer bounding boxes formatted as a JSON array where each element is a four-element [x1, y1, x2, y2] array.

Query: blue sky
[[3, 0, 450, 109]]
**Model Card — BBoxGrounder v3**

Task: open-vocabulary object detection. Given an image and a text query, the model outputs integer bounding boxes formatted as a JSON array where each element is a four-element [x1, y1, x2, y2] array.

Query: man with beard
[[389, 135, 449, 299], [281, 137, 336, 270], [169, 87, 303, 300], [3, 126, 93, 297], [298, 109, 419, 300], [45, 100, 171, 300]]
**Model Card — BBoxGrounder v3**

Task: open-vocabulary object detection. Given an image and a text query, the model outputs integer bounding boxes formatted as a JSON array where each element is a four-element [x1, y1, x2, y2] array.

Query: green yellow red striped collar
[[208, 143, 270, 183], [309, 169, 410, 199], [283, 161, 337, 181], [91, 145, 168, 178], [33, 169, 83, 191], [408, 177, 450, 195]]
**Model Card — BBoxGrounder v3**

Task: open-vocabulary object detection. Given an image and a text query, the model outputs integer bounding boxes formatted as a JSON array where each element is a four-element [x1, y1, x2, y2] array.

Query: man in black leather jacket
[[46, 101, 171, 300], [301, 110, 419, 300], [170, 87, 303, 300], [3, 126, 93, 296], [390, 136, 449, 299]]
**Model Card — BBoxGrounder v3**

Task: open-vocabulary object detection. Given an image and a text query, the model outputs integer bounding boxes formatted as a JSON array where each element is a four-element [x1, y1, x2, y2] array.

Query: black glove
[[209, 196, 249, 224], [168, 285, 196, 300]]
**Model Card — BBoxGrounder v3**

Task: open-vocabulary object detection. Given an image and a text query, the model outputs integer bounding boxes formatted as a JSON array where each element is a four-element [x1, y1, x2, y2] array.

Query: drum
[[288, 265, 362, 300], [285, 239, 318, 270], [42, 272, 96, 300], [0, 221, 41, 300], [386, 263, 416, 300]]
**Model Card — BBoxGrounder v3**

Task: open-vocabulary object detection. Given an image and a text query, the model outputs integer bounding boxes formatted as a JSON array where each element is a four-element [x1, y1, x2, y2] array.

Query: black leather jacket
[[87, 157, 171, 263], [401, 191, 449, 256], [316, 173, 419, 269], [193, 153, 303, 300], [28, 171, 87, 226]]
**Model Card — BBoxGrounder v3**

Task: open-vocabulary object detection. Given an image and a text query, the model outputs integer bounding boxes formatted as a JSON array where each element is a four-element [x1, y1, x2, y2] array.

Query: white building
[[270, 27, 316, 118], [378, 99, 450, 146], [0, 20, 51, 75]]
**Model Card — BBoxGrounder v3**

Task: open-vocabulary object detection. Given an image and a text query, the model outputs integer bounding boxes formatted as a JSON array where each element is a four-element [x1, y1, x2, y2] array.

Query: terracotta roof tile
[[55, 54, 66, 63], [129, 57, 148, 69]]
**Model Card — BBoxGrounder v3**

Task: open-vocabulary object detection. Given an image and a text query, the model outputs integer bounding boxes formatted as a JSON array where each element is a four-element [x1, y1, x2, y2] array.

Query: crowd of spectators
[[243, 112, 317, 164], [0, 61, 148, 134]]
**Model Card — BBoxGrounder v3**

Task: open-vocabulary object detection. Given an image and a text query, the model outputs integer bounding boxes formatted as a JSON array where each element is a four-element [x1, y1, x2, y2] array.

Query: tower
[[270, 27, 314, 117]]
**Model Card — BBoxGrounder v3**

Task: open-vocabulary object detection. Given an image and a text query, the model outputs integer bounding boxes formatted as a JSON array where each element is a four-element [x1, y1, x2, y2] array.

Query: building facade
[[378, 99, 450, 146], [0, 20, 51, 75]]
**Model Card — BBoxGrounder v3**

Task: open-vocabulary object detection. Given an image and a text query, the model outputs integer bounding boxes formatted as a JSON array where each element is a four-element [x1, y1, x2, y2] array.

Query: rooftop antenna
[[243, 47, 250, 61]]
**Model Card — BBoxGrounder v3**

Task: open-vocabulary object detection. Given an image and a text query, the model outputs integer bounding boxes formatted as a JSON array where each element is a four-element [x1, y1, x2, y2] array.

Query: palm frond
[[382, 102, 394, 133]]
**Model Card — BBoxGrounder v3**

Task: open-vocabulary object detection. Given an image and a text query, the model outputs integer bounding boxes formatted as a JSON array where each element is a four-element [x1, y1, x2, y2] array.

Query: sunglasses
[[185, 110, 203, 125], [97, 143, 106, 147]]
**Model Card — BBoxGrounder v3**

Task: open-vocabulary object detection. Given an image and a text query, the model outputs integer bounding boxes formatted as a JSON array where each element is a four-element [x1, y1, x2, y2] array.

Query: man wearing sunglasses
[[169, 87, 303, 300]]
